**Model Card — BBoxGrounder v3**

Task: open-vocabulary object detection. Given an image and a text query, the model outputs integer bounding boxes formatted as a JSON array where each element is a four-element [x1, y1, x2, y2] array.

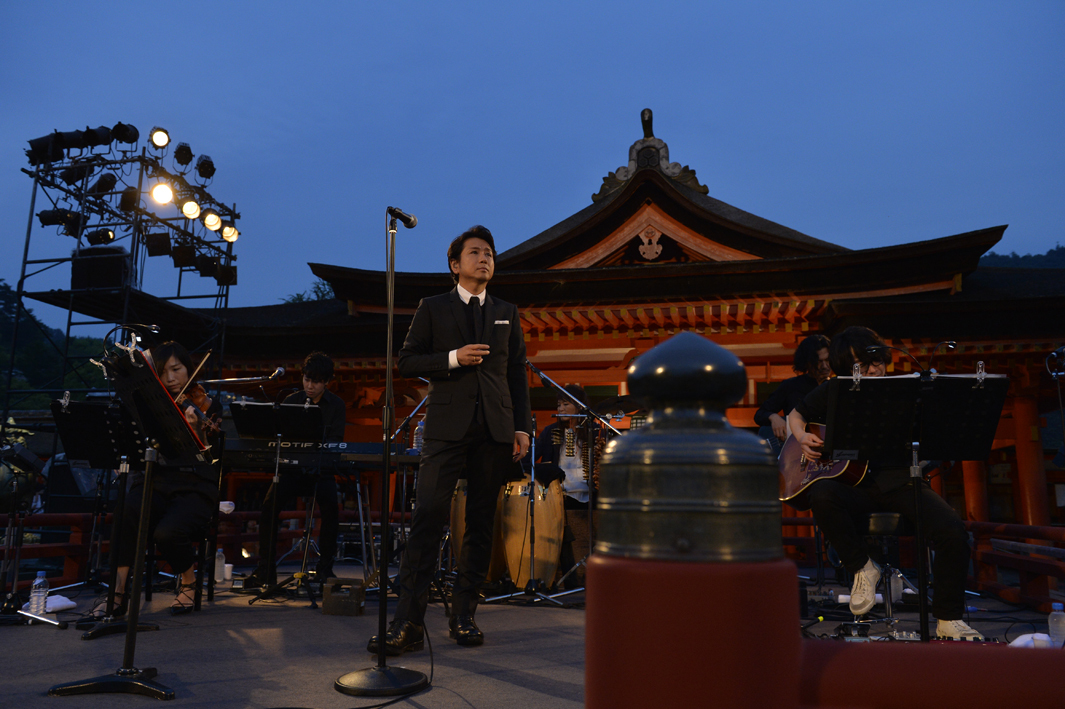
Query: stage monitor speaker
[[70, 245, 133, 291]]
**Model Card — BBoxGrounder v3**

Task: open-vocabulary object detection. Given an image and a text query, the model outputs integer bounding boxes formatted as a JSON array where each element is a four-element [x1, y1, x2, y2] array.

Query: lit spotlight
[[151, 182, 173, 204], [111, 122, 139, 144], [201, 208, 221, 231], [85, 228, 115, 246], [179, 197, 201, 219], [174, 142, 193, 166], [149, 127, 170, 148], [195, 155, 216, 180], [221, 221, 239, 242]]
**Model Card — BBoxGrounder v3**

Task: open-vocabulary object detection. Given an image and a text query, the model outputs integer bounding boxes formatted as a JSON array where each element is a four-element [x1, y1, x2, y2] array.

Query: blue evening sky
[[2, 2, 1062, 331]]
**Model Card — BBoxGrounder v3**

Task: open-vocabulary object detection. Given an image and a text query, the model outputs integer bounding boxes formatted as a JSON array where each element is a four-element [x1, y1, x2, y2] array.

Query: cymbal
[[592, 395, 644, 415]]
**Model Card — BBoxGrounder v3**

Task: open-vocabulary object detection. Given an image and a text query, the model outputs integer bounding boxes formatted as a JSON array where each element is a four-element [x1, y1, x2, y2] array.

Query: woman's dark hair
[[793, 334, 831, 374], [447, 225, 496, 283], [302, 351, 334, 382], [150, 341, 194, 377], [829, 326, 888, 376], [558, 383, 588, 406]]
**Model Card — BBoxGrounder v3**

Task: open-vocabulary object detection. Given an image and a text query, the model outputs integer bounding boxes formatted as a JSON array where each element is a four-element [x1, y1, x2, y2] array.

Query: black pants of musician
[[559, 496, 594, 589], [257, 472, 339, 581], [395, 416, 511, 626], [117, 482, 214, 576], [806, 475, 971, 620]]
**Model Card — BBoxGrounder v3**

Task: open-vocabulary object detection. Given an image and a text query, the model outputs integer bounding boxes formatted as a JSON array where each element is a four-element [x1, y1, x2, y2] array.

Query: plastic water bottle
[[1049, 602, 1065, 649], [214, 546, 226, 584], [28, 571, 48, 616], [412, 420, 425, 454]]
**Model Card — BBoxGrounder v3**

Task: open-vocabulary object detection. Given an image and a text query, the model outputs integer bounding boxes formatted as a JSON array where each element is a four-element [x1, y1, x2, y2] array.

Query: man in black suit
[[369, 225, 532, 654]]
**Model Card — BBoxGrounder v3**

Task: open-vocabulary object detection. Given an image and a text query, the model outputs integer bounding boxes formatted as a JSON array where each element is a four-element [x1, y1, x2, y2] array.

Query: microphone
[[267, 366, 285, 381], [387, 206, 417, 228]]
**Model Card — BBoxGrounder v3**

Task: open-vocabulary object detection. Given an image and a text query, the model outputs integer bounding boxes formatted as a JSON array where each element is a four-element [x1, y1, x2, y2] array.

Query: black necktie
[[468, 298, 483, 343]]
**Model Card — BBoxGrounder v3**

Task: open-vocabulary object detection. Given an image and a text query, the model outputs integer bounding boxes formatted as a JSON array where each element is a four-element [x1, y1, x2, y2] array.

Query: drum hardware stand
[[486, 415, 565, 606], [548, 416, 600, 601]]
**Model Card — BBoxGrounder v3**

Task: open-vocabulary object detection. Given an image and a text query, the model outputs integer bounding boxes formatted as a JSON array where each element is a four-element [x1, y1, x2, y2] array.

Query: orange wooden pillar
[[961, 460, 990, 522], [1012, 396, 1050, 526]]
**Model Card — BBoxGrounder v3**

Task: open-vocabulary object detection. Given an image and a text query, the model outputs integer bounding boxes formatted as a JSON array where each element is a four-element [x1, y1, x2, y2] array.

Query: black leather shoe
[[367, 619, 424, 656], [449, 614, 484, 646]]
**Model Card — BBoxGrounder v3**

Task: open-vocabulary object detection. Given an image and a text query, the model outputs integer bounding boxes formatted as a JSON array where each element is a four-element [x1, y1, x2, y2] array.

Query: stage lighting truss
[[22, 122, 242, 289]]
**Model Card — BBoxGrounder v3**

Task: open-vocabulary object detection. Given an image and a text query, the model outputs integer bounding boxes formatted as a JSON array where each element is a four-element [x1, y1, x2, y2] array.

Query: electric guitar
[[778, 423, 868, 511]]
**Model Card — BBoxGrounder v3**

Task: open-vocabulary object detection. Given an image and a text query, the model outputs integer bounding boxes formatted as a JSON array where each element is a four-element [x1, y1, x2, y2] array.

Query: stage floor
[[4, 562, 1057, 708]]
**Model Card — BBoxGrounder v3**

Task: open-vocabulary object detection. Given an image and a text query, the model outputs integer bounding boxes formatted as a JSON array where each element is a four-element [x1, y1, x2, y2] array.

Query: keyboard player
[[244, 351, 346, 589]]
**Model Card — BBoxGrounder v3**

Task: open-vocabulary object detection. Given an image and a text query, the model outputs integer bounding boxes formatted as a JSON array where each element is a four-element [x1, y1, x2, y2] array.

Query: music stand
[[822, 371, 1007, 641], [229, 401, 326, 605], [50, 399, 157, 640], [50, 347, 206, 700]]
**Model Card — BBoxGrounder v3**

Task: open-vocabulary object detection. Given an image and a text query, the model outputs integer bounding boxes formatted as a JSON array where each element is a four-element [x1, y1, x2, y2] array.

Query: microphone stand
[[335, 213, 427, 697], [524, 360, 620, 601]]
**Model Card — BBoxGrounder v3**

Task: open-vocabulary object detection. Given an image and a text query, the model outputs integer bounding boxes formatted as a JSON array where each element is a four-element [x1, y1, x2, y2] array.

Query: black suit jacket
[[398, 287, 532, 444]]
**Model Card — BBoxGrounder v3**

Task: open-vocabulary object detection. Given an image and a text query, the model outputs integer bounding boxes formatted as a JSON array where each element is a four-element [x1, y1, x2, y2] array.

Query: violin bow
[[175, 349, 213, 401]]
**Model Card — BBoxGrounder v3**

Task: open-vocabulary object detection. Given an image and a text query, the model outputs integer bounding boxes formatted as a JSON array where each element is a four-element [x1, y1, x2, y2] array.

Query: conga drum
[[500, 476, 564, 588], [449, 479, 507, 582]]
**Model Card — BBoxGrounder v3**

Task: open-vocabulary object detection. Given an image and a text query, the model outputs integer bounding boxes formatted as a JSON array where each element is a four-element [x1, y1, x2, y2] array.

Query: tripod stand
[[252, 491, 320, 609]]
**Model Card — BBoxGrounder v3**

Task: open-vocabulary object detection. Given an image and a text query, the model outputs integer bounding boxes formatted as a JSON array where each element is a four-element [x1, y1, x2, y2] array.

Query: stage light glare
[[149, 127, 170, 148], [151, 182, 173, 204], [221, 222, 239, 243], [195, 155, 216, 180], [86, 228, 115, 246], [201, 208, 221, 231], [174, 142, 193, 166], [180, 198, 201, 219], [111, 122, 139, 144]]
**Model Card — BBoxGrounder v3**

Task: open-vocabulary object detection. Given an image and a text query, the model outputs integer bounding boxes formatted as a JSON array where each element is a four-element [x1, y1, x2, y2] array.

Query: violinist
[[243, 351, 345, 590], [111, 341, 222, 616]]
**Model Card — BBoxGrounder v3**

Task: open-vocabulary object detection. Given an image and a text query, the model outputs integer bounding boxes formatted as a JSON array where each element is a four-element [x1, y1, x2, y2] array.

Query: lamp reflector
[[151, 182, 173, 204], [149, 127, 170, 148], [201, 209, 221, 231]]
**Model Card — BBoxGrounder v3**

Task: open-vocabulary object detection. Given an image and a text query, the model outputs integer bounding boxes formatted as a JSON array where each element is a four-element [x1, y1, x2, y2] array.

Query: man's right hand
[[456, 344, 490, 366], [799, 431, 824, 460], [769, 413, 788, 441]]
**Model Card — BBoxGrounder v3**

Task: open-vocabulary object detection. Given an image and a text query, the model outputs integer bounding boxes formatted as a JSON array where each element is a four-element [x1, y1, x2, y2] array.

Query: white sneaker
[[849, 558, 881, 616], [936, 619, 984, 641]]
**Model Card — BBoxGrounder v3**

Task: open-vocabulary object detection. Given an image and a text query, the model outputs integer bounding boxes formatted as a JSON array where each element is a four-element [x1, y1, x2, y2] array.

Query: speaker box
[[71, 245, 133, 290]]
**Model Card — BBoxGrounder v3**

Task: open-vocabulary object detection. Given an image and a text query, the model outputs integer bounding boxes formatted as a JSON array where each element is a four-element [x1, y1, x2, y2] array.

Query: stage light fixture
[[171, 244, 197, 268], [151, 182, 173, 204], [26, 133, 64, 165], [195, 155, 216, 180], [179, 197, 201, 219], [37, 209, 84, 235], [174, 142, 193, 166], [215, 264, 237, 287], [144, 232, 172, 256], [85, 228, 115, 246], [111, 122, 139, 144], [87, 173, 118, 196], [196, 254, 219, 277], [56, 130, 89, 151], [220, 221, 239, 243], [59, 161, 94, 186], [82, 125, 112, 147], [201, 208, 221, 231], [119, 186, 139, 212], [149, 127, 170, 149]]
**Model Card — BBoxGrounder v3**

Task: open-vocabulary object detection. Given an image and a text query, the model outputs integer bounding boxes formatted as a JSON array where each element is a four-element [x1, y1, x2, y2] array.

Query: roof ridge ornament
[[593, 109, 708, 202]]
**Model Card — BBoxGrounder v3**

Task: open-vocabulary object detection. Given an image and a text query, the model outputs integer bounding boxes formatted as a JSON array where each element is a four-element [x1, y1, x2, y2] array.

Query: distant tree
[[0, 279, 108, 410], [980, 243, 1065, 268], [282, 278, 336, 303]]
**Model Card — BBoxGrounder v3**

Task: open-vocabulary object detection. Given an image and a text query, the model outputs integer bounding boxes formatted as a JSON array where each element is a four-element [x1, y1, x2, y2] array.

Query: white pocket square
[[494, 319, 509, 324]]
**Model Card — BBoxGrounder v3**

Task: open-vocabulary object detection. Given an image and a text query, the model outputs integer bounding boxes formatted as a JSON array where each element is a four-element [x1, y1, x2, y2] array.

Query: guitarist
[[786, 326, 981, 641], [754, 334, 831, 456]]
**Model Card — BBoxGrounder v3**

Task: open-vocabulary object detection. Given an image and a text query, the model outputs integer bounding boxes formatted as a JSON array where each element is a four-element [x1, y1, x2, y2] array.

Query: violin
[[174, 382, 222, 435]]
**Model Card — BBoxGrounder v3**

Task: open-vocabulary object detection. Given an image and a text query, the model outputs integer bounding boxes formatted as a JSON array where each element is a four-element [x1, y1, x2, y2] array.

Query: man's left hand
[[513, 431, 530, 461]]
